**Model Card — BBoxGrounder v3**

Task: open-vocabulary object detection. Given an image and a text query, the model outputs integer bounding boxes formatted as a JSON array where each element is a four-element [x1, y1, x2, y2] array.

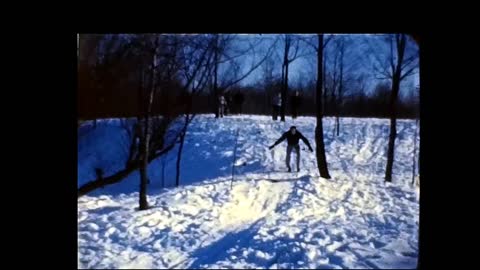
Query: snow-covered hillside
[[78, 115, 420, 269]]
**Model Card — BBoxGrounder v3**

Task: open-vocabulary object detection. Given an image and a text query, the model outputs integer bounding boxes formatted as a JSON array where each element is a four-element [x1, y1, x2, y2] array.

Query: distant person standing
[[218, 94, 226, 118], [291, 90, 301, 119], [272, 92, 282, 120]]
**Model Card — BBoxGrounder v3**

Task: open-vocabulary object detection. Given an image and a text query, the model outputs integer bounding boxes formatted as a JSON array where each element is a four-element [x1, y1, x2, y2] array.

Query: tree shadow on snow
[[185, 216, 350, 269], [186, 219, 316, 269], [251, 175, 311, 183], [85, 206, 123, 216]]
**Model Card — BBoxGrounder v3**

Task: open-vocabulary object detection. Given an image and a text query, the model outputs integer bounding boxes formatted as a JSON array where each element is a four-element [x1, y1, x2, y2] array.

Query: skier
[[272, 92, 282, 120], [269, 126, 314, 172]]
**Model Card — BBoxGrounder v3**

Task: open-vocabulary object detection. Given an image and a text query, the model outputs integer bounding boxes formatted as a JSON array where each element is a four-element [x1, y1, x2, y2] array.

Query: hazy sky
[[219, 34, 419, 98]]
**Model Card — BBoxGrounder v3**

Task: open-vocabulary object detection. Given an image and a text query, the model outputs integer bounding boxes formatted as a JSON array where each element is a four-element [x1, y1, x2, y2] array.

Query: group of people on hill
[[217, 91, 310, 172], [271, 90, 301, 120], [217, 91, 302, 120]]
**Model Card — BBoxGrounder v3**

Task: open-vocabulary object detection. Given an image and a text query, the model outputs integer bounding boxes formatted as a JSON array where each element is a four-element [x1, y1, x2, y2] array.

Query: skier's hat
[[290, 126, 296, 130]]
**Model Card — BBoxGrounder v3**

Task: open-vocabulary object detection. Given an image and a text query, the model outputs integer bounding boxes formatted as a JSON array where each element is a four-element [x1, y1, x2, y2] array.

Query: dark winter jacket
[[270, 131, 313, 150]]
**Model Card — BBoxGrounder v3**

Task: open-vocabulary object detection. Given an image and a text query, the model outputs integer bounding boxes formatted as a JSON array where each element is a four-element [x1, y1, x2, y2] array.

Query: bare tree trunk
[[331, 87, 336, 136], [175, 129, 186, 187], [281, 36, 290, 122], [315, 34, 331, 179], [126, 123, 139, 167], [126, 136, 138, 167], [385, 34, 406, 182], [335, 115, 340, 136], [214, 36, 220, 118], [175, 92, 195, 187], [79, 165, 136, 197], [336, 43, 344, 137], [139, 145, 149, 209], [139, 48, 157, 210], [139, 122, 150, 210], [175, 112, 191, 187], [330, 49, 339, 135], [78, 135, 177, 198], [385, 116, 397, 182], [284, 62, 289, 121], [385, 71, 401, 182], [322, 52, 327, 115]]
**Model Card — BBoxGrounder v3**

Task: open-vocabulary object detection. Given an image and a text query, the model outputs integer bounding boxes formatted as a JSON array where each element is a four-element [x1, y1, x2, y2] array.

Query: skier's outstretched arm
[[300, 133, 314, 152], [269, 133, 286, 149]]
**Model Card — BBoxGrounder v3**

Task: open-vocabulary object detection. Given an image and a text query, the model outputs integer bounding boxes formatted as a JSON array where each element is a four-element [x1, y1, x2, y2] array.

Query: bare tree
[[315, 34, 331, 179], [323, 49, 328, 115], [299, 34, 333, 116], [77, 34, 213, 199], [79, 35, 261, 199], [297, 34, 333, 178], [139, 56, 153, 209], [369, 34, 419, 182], [131, 34, 192, 209], [213, 35, 221, 118], [175, 36, 216, 186], [211, 34, 277, 118], [279, 35, 308, 121], [131, 34, 165, 210], [328, 44, 340, 130], [262, 53, 277, 114], [175, 35, 277, 186], [324, 36, 353, 136], [335, 39, 346, 136], [221, 36, 278, 92]]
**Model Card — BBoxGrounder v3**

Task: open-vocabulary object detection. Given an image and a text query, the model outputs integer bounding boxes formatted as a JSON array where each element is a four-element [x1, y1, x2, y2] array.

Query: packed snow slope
[[78, 115, 420, 269]]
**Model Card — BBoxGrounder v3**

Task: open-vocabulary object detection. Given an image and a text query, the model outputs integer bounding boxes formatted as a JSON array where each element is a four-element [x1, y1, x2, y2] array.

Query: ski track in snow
[[78, 115, 419, 269]]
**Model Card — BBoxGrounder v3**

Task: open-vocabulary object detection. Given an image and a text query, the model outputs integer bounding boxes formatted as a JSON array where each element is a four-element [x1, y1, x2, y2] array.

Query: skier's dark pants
[[286, 144, 300, 170], [272, 105, 280, 120]]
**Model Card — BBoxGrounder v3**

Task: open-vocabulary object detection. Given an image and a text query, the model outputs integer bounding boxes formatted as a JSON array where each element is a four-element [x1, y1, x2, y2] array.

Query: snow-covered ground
[[78, 115, 420, 269]]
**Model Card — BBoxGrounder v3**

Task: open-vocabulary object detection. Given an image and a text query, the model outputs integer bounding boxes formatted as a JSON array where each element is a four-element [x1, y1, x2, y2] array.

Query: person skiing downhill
[[269, 126, 314, 172]]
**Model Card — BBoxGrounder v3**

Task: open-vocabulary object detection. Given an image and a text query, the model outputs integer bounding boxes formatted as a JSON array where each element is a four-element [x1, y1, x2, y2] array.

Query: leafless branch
[[401, 54, 418, 70], [323, 34, 334, 48], [221, 37, 279, 91], [400, 66, 418, 80], [299, 35, 318, 50]]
